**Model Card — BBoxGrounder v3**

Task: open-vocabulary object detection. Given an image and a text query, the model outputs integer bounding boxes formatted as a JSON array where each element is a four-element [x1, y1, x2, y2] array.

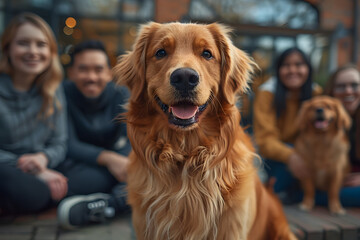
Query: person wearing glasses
[[325, 64, 360, 192]]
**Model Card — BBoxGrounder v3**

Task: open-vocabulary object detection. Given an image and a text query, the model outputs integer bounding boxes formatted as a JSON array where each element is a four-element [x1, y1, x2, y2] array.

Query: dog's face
[[146, 24, 222, 129], [114, 22, 254, 130], [297, 96, 352, 132]]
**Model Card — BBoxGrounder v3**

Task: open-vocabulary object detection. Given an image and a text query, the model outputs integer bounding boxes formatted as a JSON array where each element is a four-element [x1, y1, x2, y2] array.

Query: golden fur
[[114, 22, 296, 240], [295, 96, 352, 214]]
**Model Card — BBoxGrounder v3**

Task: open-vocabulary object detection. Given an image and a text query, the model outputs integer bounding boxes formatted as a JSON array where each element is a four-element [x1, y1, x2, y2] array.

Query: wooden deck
[[284, 205, 360, 240], [1, 204, 360, 240]]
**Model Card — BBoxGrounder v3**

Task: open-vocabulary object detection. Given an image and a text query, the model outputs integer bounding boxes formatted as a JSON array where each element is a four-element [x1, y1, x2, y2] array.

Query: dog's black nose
[[170, 68, 199, 93], [316, 108, 324, 114]]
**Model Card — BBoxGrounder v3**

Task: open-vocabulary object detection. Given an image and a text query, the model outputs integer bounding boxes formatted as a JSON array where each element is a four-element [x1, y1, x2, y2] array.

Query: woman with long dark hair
[[253, 47, 321, 200]]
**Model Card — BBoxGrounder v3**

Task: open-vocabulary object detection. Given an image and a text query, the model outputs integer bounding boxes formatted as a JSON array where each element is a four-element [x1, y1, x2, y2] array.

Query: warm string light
[[65, 17, 76, 28]]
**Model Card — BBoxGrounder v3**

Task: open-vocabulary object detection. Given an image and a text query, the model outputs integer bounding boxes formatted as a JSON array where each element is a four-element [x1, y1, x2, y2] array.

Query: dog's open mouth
[[313, 115, 334, 130], [155, 96, 208, 128], [314, 120, 329, 129]]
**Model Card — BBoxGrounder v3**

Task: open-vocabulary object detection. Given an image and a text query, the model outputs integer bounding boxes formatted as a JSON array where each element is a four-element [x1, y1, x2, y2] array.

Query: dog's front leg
[[328, 170, 345, 215], [299, 178, 315, 211]]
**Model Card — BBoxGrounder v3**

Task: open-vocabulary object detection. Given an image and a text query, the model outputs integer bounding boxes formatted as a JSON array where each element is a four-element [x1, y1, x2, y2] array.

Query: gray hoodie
[[0, 73, 67, 168]]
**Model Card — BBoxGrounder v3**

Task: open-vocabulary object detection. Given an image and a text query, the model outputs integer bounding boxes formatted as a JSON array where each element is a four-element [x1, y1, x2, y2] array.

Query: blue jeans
[[265, 159, 360, 207]]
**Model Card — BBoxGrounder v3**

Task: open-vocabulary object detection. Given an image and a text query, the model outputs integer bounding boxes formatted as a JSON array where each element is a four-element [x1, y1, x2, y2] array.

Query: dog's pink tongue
[[171, 105, 198, 119], [315, 121, 328, 129]]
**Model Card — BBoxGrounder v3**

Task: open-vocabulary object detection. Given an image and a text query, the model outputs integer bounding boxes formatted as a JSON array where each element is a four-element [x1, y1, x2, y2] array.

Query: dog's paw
[[299, 202, 313, 212], [329, 204, 346, 215]]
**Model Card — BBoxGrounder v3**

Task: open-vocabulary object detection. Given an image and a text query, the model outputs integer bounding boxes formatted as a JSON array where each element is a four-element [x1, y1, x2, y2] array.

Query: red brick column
[[154, 0, 191, 23], [316, 0, 358, 66]]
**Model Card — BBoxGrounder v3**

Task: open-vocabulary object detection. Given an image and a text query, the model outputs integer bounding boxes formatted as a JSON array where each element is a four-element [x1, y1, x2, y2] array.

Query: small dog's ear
[[296, 100, 312, 131], [113, 22, 161, 102], [208, 23, 256, 104], [333, 98, 352, 130]]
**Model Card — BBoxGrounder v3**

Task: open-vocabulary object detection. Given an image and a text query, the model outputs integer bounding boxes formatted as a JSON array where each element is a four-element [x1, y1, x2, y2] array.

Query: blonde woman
[[0, 12, 68, 215]]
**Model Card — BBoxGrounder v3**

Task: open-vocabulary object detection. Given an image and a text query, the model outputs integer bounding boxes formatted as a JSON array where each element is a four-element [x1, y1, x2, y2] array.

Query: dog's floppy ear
[[296, 100, 312, 131], [113, 22, 161, 102], [207, 23, 256, 104], [333, 98, 352, 130]]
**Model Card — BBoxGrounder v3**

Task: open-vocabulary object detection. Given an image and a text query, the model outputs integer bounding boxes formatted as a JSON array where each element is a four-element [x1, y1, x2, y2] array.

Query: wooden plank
[[289, 223, 306, 240], [284, 205, 340, 240], [311, 208, 360, 240], [347, 208, 360, 240]]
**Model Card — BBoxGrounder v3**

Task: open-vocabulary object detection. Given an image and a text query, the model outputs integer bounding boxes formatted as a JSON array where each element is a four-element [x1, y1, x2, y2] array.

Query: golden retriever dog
[[114, 22, 296, 240], [295, 96, 352, 214]]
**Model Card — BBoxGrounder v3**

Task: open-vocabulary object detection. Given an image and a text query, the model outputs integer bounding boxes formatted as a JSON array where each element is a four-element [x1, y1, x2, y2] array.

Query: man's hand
[[288, 152, 309, 180], [37, 169, 68, 201], [17, 152, 48, 174], [97, 151, 129, 182]]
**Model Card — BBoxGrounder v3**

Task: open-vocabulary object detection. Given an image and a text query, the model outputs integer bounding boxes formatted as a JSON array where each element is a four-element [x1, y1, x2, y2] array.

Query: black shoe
[[57, 193, 114, 230]]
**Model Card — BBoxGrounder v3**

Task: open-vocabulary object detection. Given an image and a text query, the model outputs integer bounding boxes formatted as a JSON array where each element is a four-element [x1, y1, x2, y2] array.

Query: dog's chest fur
[[143, 140, 223, 239], [128, 129, 253, 240], [296, 131, 349, 189]]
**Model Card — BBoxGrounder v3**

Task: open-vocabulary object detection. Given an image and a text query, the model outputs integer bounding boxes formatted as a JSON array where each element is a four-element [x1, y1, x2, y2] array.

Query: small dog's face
[[297, 96, 352, 132], [114, 22, 254, 130]]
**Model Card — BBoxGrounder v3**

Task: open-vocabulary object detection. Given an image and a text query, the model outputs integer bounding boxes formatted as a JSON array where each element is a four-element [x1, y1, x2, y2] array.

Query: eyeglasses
[[333, 82, 360, 93]]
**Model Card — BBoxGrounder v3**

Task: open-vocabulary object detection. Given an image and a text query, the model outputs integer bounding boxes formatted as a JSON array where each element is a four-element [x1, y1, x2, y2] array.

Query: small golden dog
[[114, 22, 296, 240], [295, 96, 352, 214]]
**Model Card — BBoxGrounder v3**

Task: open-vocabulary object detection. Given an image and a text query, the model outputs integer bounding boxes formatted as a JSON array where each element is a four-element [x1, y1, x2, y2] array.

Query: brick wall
[[310, 0, 359, 68], [154, 0, 191, 23]]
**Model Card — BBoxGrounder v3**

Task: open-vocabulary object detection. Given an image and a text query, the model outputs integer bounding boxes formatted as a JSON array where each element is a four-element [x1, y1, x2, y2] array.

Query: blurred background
[[0, 0, 358, 87]]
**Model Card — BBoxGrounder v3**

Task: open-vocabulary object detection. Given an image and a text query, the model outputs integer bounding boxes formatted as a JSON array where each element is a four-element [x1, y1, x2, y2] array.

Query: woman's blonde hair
[[0, 12, 63, 117]]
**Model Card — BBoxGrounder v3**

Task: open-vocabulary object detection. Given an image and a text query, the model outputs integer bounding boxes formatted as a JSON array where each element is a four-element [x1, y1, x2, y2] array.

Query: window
[[188, 0, 319, 29]]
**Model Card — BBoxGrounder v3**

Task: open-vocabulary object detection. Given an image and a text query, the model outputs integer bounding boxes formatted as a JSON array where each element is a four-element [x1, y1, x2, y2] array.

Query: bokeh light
[[63, 26, 74, 35], [129, 26, 137, 37], [60, 54, 71, 65], [72, 28, 82, 40], [65, 17, 77, 28]]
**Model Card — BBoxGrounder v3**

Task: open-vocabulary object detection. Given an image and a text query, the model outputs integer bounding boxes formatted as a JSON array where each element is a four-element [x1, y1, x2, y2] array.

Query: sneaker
[[57, 193, 114, 230]]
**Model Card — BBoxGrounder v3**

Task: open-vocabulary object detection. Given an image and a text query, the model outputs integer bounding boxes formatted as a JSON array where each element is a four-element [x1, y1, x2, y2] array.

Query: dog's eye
[[201, 50, 213, 60], [155, 49, 167, 59]]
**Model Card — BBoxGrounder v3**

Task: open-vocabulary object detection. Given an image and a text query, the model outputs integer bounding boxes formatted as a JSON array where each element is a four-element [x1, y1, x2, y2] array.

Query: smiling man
[[67, 42, 112, 98], [57, 40, 131, 229]]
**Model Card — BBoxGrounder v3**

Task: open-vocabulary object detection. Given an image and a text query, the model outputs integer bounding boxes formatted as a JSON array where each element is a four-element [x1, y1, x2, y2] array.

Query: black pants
[[58, 160, 117, 196], [58, 160, 130, 214], [0, 164, 52, 214]]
